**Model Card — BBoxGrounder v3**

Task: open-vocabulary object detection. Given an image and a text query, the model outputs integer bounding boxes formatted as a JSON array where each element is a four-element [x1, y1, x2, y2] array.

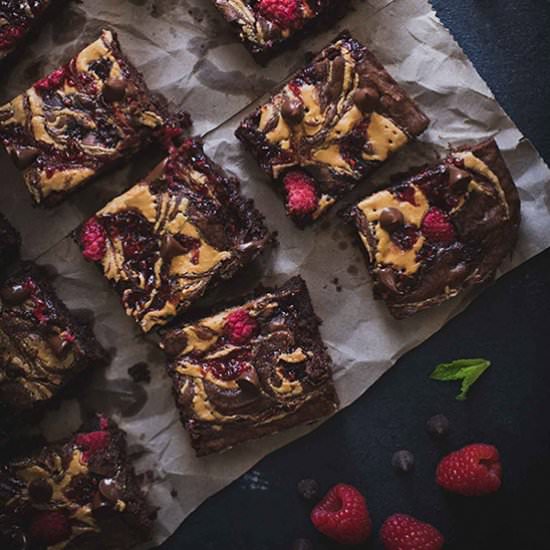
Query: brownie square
[[0, 212, 20, 268], [236, 32, 430, 227], [0, 264, 107, 414], [213, 0, 348, 60], [0, 29, 172, 206], [161, 276, 339, 456], [0, 415, 153, 549], [78, 138, 273, 333], [350, 139, 521, 318]]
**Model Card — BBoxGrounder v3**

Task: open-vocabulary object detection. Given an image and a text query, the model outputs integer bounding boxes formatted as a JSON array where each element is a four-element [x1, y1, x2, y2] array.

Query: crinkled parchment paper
[[1, 0, 549, 545]]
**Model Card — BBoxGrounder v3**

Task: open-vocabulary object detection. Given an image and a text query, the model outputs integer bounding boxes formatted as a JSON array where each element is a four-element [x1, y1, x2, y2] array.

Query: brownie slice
[[236, 32, 429, 227], [78, 137, 274, 333], [0, 212, 20, 268], [0, 415, 154, 549], [0, 264, 107, 415], [349, 139, 521, 318], [0, 29, 176, 206], [213, 0, 349, 61], [161, 276, 339, 456]]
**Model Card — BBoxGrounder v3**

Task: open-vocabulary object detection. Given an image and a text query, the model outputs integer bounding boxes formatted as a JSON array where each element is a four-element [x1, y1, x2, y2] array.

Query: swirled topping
[[236, 33, 429, 226], [352, 139, 521, 319], [0, 29, 169, 205], [162, 276, 338, 456], [79, 139, 272, 333]]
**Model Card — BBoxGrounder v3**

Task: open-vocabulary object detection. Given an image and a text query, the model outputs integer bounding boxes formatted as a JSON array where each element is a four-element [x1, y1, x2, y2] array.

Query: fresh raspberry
[[421, 207, 456, 243], [283, 171, 318, 217], [81, 218, 107, 262], [34, 67, 67, 92], [257, 0, 301, 27], [225, 309, 257, 345], [310, 483, 372, 545], [75, 430, 110, 462], [436, 443, 502, 496], [380, 514, 445, 550], [29, 511, 71, 545]]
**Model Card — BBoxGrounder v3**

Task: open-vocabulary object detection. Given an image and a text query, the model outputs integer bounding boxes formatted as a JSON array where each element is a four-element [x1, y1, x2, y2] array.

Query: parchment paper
[[1, 0, 549, 546]]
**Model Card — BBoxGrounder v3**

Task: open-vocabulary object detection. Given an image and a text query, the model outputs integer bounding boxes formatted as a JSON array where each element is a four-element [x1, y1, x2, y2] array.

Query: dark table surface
[[161, 2, 550, 549]]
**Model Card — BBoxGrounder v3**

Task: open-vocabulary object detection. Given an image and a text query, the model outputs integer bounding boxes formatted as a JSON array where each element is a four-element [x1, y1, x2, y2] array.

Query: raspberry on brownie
[[0, 415, 154, 549], [0, 212, 20, 269], [78, 138, 273, 333], [236, 32, 429, 227], [349, 139, 521, 318], [161, 276, 339, 456], [0, 29, 179, 206], [213, 0, 349, 60]]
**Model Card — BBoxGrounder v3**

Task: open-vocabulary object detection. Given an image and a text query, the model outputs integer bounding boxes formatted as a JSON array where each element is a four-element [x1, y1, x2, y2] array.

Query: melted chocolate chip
[[0, 283, 31, 305], [236, 368, 260, 393], [281, 97, 304, 125], [13, 146, 40, 169], [102, 77, 127, 102], [447, 165, 472, 192], [378, 268, 400, 294], [160, 234, 188, 261], [353, 86, 380, 113], [98, 478, 122, 502], [379, 207, 404, 232], [28, 478, 53, 503]]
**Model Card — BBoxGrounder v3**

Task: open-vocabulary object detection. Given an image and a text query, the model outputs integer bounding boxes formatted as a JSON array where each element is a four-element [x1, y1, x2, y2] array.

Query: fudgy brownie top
[[236, 32, 429, 226], [0, 29, 170, 206], [0, 264, 107, 413], [162, 276, 338, 455], [79, 138, 273, 333], [0, 415, 153, 550], [351, 139, 521, 318]]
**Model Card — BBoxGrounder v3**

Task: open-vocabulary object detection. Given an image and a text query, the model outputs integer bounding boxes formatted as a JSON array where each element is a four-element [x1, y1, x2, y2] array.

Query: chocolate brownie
[[0, 264, 107, 415], [0, 212, 20, 268], [349, 139, 521, 318], [213, 0, 349, 60], [235, 32, 429, 227], [78, 138, 273, 333], [0, 415, 154, 549], [161, 276, 339, 456], [0, 29, 175, 206]]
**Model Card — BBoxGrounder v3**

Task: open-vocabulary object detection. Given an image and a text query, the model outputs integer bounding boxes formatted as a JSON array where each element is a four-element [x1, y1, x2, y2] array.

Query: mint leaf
[[430, 358, 491, 400]]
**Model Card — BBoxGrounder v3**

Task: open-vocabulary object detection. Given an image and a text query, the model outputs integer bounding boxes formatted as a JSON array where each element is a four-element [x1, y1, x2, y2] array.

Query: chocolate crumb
[[292, 538, 314, 550], [426, 414, 450, 438], [297, 478, 319, 501], [392, 450, 415, 473]]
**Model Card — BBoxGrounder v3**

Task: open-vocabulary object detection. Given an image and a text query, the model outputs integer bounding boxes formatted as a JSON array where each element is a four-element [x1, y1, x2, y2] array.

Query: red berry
[[81, 218, 107, 262], [258, 0, 301, 27], [310, 483, 372, 545], [34, 67, 67, 92], [225, 309, 257, 345], [75, 430, 110, 462], [29, 511, 71, 545], [283, 171, 318, 217], [421, 207, 456, 243], [380, 514, 444, 550], [436, 443, 502, 496]]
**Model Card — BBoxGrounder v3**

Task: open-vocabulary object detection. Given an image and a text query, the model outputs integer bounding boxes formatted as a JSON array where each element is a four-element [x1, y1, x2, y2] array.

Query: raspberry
[[258, 0, 301, 27], [310, 483, 372, 545], [29, 511, 71, 545], [34, 67, 67, 92], [436, 443, 502, 496], [75, 430, 110, 462], [81, 218, 107, 262], [283, 171, 318, 217], [421, 207, 456, 243], [225, 309, 257, 345], [380, 514, 444, 550]]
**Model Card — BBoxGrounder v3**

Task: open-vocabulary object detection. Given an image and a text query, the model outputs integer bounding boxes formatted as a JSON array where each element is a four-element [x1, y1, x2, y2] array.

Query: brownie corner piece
[[0, 263, 107, 415], [0, 213, 20, 268], [351, 138, 521, 319], [161, 275, 339, 456], [78, 137, 274, 333], [235, 32, 429, 227], [0, 28, 169, 206], [0, 414, 153, 549]]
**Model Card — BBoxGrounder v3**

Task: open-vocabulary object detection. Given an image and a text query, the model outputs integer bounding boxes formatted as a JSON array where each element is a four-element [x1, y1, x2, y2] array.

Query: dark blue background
[[161, 2, 550, 548]]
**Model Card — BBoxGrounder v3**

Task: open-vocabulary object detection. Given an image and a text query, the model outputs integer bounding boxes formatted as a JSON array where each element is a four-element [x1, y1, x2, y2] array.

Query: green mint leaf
[[430, 358, 491, 400]]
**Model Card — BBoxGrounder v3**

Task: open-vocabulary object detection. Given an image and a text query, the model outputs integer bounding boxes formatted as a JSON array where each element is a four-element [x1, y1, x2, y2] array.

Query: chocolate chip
[[162, 331, 187, 358], [392, 450, 415, 473], [102, 77, 127, 102], [353, 86, 380, 113], [47, 334, 72, 357], [236, 368, 260, 393], [426, 414, 450, 438], [28, 478, 53, 503], [98, 478, 122, 502], [160, 234, 188, 262], [379, 207, 404, 232], [13, 146, 40, 169], [292, 539, 313, 550], [0, 283, 32, 306], [297, 478, 319, 501], [281, 97, 304, 125], [378, 268, 400, 294], [325, 55, 345, 102], [447, 165, 471, 191]]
